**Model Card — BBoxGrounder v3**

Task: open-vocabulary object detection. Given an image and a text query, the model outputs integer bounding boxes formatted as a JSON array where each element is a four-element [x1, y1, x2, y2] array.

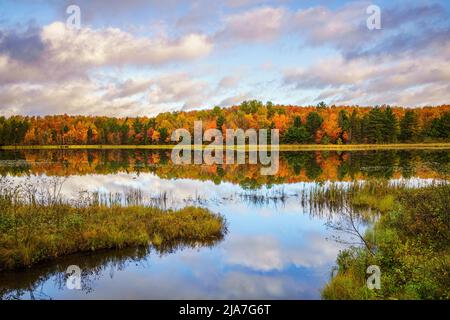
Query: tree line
[[0, 101, 449, 146]]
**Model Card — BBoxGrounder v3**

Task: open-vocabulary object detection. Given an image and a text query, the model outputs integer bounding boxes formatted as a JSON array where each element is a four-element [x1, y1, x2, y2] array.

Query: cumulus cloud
[[293, 2, 372, 50], [0, 80, 146, 117], [215, 6, 285, 43], [292, 2, 448, 58], [0, 26, 45, 63], [147, 73, 211, 110], [223, 233, 341, 272], [42, 22, 213, 68], [0, 71, 217, 117], [283, 2, 450, 107], [284, 51, 450, 106], [0, 22, 212, 85], [218, 75, 240, 89], [0, 20, 216, 116]]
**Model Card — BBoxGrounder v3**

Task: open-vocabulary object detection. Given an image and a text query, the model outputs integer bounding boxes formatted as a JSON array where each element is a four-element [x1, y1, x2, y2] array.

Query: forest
[[0, 101, 449, 146]]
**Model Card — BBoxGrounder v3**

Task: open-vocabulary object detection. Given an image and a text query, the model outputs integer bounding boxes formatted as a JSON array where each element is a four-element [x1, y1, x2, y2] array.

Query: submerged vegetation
[[320, 182, 450, 300], [0, 177, 227, 271]]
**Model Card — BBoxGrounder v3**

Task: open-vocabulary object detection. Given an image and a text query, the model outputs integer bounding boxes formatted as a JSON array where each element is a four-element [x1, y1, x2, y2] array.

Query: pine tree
[[349, 110, 361, 144], [383, 106, 398, 143], [338, 110, 350, 143], [216, 114, 225, 131], [400, 111, 418, 142], [305, 112, 323, 142], [366, 107, 386, 143], [293, 116, 302, 128], [87, 127, 93, 144]]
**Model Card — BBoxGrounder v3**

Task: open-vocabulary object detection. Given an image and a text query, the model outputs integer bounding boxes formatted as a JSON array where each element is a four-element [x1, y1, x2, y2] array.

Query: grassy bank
[[1, 143, 450, 151], [321, 182, 450, 300], [0, 179, 226, 271]]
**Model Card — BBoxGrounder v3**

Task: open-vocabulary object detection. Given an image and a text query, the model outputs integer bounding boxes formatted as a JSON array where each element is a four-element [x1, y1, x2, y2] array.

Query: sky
[[0, 0, 449, 117]]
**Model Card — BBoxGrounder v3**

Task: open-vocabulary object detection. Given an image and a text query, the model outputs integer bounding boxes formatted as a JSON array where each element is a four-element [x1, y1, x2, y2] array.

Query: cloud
[[215, 6, 285, 43], [0, 20, 216, 116], [147, 73, 211, 110], [219, 92, 253, 107], [293, 2, 372, 49], [283, 51, 450, 106], [0, 26, 45, 63], [218, 75, 240, 89], [41, 22, 213, 68], [223, 233, 341, 272], [0, 71, 215, 117], [292, 2, 448, 59], [103, 79, 154, 100], [283, 2, 450, 107], [0, 80, 145, 117], [0, 22, 213, 86], [218, 272, 303, 299]]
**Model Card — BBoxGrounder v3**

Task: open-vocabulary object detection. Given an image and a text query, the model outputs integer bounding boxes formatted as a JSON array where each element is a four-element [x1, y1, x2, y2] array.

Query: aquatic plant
[[0, 177, 227, 271]]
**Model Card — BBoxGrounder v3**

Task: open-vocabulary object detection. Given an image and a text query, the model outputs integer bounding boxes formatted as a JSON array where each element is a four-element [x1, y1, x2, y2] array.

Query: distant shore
[[1, 143, 450, 151]]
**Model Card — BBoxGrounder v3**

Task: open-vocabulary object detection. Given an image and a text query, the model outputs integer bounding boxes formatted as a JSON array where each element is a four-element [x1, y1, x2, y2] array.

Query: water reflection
[[0, 149, 448, 299], [0, 236, 226, 300], [0, 149, 448, 186]]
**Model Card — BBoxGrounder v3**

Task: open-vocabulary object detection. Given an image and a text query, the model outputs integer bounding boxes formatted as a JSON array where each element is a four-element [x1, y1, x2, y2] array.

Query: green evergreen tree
[[400, 111, 418, 142], [87, 127, 93, 144], [349, 110, 361, 144], [366, 107, 386, 143], [305, 112, 323, 142], [216, 114, 225, 130], [283, 116, 308, 143], [383, 106, 398, 143], [338, 110, 350, 143], [160, 127, 168, 143]]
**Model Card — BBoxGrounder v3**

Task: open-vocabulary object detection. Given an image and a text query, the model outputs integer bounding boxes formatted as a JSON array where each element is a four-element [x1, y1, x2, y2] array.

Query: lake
[[0, 149, 448, 299]]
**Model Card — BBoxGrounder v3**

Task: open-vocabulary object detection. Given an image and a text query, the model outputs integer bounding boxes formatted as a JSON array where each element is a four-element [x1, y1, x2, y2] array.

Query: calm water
[[0, 149, 448, 300]]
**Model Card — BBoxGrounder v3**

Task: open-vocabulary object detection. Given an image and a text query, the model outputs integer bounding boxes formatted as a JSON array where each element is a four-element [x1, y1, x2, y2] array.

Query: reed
[[0, 177, 227, 271], [300, 179, 447, 215]]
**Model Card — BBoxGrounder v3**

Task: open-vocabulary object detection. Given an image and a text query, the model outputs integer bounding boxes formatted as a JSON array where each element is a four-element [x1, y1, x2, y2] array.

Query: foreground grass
[[321, 183, 450, 300], [0, 182, 226, 270], [1, 142, 450, 151]]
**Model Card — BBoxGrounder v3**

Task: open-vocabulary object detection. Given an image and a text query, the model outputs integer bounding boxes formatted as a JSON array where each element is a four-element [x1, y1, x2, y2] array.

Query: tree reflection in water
[[0, 236, 225, 300]]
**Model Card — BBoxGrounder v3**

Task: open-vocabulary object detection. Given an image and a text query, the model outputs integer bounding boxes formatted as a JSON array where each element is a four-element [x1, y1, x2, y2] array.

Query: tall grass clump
[[301, 179, 446, 216], [322, 183, 450, 300], [0, 177, 227, 270]]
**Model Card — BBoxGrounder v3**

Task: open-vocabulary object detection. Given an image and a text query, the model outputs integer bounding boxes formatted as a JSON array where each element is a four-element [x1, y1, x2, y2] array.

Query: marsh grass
[[301, 179, 447, 215], [0, 177, 227, 271], [238, 188, 288, 206], [322, 183, 450, 300]]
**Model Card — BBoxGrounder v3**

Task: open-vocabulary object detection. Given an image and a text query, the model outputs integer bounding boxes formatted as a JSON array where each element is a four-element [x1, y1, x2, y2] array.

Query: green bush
[[323, 184, 450, 300]]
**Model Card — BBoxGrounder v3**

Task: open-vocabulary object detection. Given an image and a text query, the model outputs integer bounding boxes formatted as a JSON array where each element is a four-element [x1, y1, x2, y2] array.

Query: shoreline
[[1, 143, 450, 151]]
